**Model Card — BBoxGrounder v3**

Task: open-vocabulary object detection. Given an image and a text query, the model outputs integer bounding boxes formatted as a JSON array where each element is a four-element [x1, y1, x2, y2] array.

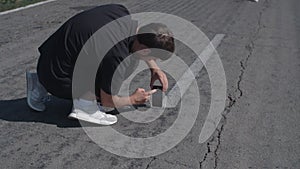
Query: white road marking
[[165, 34, 225, 108], [0, 0, 57, 16]]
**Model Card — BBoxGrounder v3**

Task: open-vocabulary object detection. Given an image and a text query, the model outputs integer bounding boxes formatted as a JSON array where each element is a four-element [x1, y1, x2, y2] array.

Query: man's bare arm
[[146, 59, 168, 92], [146, 59, 160, 69]]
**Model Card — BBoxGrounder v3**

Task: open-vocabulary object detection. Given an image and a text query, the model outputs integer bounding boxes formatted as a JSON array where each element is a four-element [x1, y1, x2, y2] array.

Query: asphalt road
[[0, 0, 299, 168]]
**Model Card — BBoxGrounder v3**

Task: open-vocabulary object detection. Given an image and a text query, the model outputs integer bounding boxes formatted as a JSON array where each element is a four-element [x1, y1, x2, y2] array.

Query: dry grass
[[0, 0, 46, 12]]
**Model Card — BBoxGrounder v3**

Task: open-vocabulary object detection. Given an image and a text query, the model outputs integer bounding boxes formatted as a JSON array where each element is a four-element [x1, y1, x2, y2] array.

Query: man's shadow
[[0, 97, 81, 128], [0, 96, 150, 128]]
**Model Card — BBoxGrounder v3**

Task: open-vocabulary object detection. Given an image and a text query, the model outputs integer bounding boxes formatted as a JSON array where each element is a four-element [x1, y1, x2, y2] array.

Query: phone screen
[[152, 85, 163, 107]]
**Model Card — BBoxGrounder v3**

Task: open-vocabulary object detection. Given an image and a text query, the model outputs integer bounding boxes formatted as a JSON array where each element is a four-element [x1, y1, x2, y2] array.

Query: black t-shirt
[[38, 4, 138, 97]]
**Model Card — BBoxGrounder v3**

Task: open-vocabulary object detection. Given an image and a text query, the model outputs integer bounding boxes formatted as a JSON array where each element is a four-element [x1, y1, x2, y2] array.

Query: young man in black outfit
[[26, 4, 175, 125]]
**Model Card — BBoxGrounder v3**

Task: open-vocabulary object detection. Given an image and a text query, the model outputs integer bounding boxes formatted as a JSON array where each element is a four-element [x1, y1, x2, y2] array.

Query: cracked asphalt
[[0, 0, 299, 168]]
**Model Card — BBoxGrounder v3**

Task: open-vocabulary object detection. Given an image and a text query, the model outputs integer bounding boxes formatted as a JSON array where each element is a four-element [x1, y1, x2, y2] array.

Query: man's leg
[[31, 55, 117, 125]]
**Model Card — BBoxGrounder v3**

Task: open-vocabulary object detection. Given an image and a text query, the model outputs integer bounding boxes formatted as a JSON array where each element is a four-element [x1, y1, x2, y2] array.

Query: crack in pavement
[[199, 141, 212, 169], [198, 0, 270, 168], [236, 5, 264, 99], [145, 157, 157, 169]]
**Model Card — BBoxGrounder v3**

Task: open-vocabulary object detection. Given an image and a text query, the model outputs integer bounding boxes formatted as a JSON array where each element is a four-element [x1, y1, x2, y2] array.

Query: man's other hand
[[150, 68, 168, 92]]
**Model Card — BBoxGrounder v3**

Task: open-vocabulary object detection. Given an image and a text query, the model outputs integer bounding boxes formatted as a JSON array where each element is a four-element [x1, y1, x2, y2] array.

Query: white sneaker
[[253, 0, 258, 2], [68, 99, 117, 125], [26, 71, 49, 112]]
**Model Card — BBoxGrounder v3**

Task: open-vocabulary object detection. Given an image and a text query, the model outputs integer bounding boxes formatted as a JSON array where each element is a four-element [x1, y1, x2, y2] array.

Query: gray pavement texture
[[0, 0, 299, 168]]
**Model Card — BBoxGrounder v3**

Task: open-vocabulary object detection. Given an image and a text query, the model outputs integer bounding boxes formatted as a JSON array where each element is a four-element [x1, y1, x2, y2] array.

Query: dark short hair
[[137, 23, 175, 60]]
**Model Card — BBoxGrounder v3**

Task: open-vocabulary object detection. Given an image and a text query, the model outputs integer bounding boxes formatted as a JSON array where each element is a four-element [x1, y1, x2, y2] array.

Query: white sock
[[78, 98, 96, 105]]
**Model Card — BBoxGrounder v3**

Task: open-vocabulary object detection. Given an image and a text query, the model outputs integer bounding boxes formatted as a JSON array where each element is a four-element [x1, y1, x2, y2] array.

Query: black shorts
[[37, 55, 73, 99], [37, 54, 101, 99]]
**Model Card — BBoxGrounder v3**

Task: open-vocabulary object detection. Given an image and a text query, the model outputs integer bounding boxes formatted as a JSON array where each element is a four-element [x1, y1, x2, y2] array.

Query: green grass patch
[[0, 0, 46, 12]]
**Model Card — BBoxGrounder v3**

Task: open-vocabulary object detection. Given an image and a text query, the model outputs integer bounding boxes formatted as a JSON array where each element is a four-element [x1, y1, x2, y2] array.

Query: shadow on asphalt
[[0, 96, 152, 128], [0, 96, 81, 128]]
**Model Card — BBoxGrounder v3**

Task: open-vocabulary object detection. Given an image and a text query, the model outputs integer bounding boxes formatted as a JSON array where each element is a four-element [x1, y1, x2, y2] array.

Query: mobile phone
[[152, 85, 163, 107]]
